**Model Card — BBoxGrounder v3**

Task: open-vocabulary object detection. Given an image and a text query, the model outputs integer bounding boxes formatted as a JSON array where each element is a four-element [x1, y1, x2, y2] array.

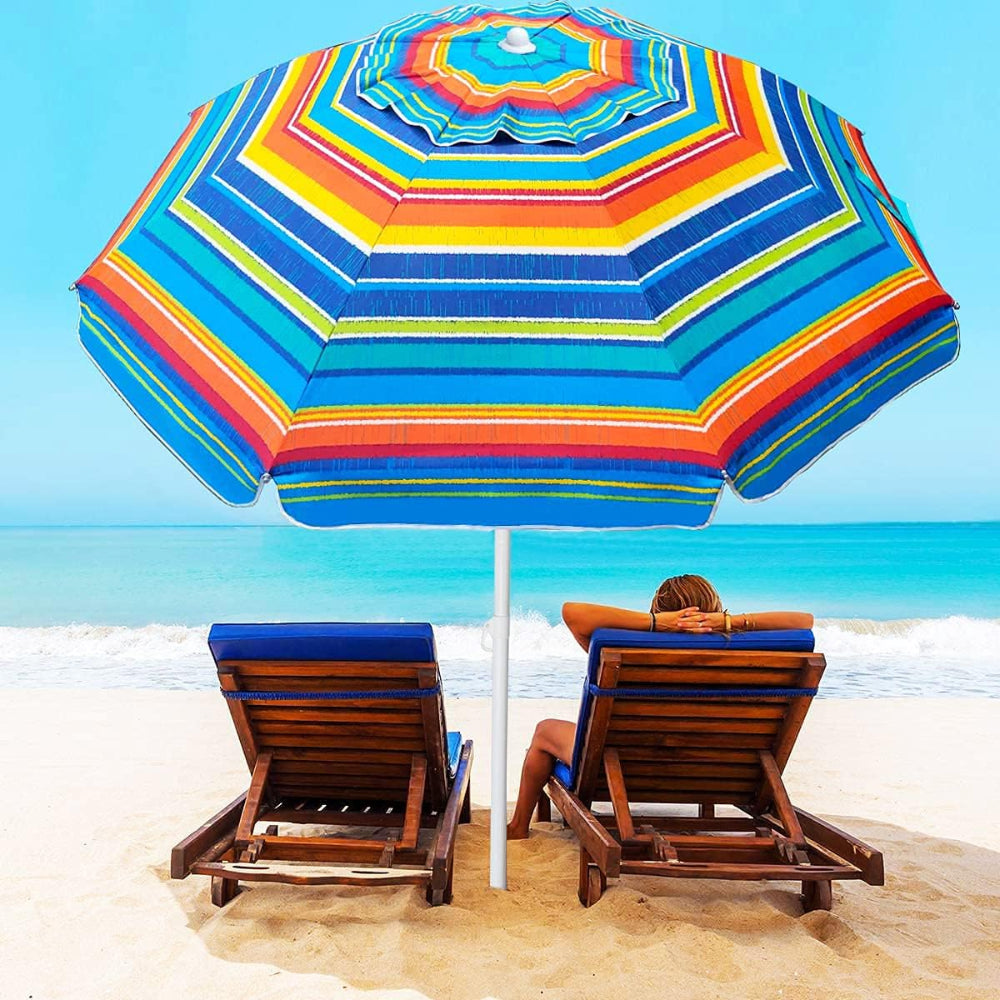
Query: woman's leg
[[507, 719, 576, 839]]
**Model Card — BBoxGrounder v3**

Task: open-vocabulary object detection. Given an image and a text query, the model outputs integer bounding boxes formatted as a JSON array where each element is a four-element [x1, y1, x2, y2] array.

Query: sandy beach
[[2, 691, 999, 1000]]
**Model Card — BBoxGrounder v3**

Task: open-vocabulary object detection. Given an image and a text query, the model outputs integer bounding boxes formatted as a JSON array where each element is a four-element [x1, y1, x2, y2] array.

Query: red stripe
[[80, 276, 277, 464], [718, 292, 954, 463], [273, 443, 718, 466]]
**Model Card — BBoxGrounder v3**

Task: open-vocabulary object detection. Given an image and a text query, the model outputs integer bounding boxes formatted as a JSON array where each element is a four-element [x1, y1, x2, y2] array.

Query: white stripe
[[336, 314, 656, 325], [704, 275, 930, 431], [104, 258, 287, 434], [356, 277, 642, 287], [326, 328, 656, 341], [238, 63, 373, 253], [178, 199, 334, 335], [370, 243, 628, 255], [194, 63, 357, 287], [290, 417, 692, 431], [403, 190, 607, 202], [287, 49, 405, 201]]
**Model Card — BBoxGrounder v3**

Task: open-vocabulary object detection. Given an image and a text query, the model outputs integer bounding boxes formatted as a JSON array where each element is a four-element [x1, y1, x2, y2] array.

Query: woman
[[506, 574, 813, 840]]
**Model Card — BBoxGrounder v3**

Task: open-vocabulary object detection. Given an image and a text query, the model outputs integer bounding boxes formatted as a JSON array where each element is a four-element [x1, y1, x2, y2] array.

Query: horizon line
[[1, 519, 997, 529]]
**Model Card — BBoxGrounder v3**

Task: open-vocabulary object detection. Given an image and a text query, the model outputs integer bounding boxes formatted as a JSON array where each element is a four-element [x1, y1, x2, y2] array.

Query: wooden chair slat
[[249, 707, 423, 724], [274, 748, 421, 765], [253, 722, 426, 739], [611, 702, 786, 719], [616, 668, 805, 685], [257, 735, 428, 751], [269, 760, 414, 776], [607, 717, 780, 734], [223, 677, 428, 693], [222, 659, 429, 678]]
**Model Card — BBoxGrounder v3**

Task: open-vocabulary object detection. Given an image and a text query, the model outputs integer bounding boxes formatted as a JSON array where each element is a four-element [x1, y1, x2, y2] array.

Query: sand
[[1, 691, 998, 1000]]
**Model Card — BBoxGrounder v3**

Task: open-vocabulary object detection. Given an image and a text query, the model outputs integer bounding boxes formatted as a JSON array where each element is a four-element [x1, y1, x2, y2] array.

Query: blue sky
[[1, 0, 996, 525]]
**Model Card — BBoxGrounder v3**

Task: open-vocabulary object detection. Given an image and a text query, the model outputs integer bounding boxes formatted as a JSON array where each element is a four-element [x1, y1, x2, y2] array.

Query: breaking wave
[[1, 614, 998, 696]]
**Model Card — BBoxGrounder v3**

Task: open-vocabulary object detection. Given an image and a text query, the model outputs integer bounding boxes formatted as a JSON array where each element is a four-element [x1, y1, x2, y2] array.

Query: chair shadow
[[155, 809, 1000, 1000]]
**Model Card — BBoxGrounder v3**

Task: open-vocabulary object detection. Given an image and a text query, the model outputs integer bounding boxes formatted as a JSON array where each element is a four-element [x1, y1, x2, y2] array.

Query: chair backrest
[[207, 623, 452, 809], [568, 629, 824, 809]]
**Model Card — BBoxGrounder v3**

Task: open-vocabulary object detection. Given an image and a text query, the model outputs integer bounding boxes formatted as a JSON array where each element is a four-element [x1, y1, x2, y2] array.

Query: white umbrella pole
[[489, 527, 511, 889]]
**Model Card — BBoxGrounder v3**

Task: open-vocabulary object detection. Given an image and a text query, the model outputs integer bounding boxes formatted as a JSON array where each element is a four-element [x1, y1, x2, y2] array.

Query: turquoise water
[[3, 523, 998, 625], [2, 523, 998, 696]]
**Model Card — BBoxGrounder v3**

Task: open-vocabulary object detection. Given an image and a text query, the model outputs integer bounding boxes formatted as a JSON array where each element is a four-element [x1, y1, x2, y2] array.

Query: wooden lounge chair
[[170, 623, 473, 907], [542, 629, 883, 910]]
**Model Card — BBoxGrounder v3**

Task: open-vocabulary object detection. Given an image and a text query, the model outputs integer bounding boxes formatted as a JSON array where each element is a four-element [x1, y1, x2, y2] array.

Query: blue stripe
[[588, 684, 818, 698], [78, 289, 263, 502], [222, 685, 440, 701]]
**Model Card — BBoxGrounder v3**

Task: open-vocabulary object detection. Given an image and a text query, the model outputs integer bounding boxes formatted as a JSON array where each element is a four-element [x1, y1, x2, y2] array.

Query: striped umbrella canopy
[[75, 1, 959, 885]]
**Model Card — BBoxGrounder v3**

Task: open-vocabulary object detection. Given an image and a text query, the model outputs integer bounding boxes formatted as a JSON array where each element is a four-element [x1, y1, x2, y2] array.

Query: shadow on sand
[[158, 809, 1000, 1000]]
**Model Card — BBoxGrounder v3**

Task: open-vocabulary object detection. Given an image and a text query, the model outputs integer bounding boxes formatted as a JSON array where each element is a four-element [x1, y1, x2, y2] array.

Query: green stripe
[[331, 317, 660, 338], [735, 331, 959, 491], [313, 338, 680, 373], [172, 200, 333, 333], [80, 307, 258, 488], [282, 489, 717, 505]]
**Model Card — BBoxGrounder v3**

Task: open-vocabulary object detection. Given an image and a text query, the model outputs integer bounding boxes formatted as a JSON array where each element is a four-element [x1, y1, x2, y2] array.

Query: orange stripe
[[257, 53, 400, 224], [279, 418, 714, 453], [698, 277, 943, 452], [276, 276, 945, 458], [88, 257, 288, 450], [79, 104, 211, 280]]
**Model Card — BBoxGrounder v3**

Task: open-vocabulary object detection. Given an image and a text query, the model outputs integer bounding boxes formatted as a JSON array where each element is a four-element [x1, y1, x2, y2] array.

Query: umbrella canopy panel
[[76, 2, 958, 529]]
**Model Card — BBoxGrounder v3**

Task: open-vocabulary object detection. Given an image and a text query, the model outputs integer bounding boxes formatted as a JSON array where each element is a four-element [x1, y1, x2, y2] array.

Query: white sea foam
[[2, 615, 999, 696]]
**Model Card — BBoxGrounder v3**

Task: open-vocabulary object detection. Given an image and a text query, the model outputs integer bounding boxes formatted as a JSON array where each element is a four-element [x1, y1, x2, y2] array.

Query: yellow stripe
[[281, 489, 716, 506], [734, 320, 958, 484], [700, 270, 920, 418], [306, 48, 426, 169], [80, 303, 259, 487], [109, 251, 292, 425], [381, 64, 784, 246], [242, 57, 389, 249], [292, 404, 703, 425], [278, 477, 718, 494]]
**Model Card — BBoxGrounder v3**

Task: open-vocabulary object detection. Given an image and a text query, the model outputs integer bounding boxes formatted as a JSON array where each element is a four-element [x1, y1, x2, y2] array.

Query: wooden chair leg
[[459, 778, 472, 825], [211, 875, 239, 908], [578, 849, 606, 908], [427, 836, 457, 907], [802, 879, 833, 912], [536, 790, 552, 823]]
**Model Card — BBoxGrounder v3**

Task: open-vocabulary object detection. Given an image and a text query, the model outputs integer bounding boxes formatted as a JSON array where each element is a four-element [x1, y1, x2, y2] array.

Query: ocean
[[2, 523, 998, 697]]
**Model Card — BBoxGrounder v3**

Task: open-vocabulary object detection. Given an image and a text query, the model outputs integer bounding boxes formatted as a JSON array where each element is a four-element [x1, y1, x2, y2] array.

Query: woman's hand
[[654, 607, 715, 632]]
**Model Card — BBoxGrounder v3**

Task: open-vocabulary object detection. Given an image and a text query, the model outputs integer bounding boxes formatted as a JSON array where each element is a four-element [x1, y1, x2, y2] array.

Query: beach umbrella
[[73, 2, 959, 889]]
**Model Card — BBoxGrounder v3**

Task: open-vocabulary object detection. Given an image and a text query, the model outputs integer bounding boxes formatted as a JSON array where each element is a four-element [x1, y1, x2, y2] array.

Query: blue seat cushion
[[447, 731, 462, 773], [209, 623, 460, 773], [208, 622, 437, 664], [555, 629, 816, 790], [552, 758, 573, 787]]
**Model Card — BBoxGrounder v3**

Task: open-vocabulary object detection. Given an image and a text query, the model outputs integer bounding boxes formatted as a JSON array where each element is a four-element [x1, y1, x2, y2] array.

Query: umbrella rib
[[271, 55, 485, 483], [517, 53, 714, 464]]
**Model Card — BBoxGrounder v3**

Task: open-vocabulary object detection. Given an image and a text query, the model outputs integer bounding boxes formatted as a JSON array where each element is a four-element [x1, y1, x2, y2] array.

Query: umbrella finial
[[499, 26, 536, 55]]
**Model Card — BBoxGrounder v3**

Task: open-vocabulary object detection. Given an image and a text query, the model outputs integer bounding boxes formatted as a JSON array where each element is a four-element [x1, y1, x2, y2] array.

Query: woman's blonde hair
[[650, 574, 723, 614]]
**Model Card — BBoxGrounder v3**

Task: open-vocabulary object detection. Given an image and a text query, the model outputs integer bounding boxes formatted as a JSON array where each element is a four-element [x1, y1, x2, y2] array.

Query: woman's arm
[[562, 603, 814, 652], [562, 602, 701, 652], [697, 610, 814, 632]]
